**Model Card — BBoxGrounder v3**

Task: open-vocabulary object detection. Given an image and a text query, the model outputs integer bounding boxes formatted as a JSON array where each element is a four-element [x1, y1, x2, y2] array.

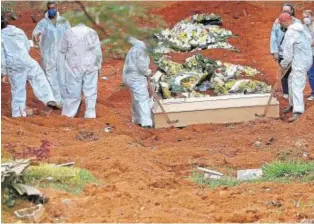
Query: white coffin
[[152, 93, 280, 128]]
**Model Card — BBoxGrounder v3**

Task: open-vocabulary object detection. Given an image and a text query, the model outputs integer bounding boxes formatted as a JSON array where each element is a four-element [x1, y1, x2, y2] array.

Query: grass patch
[[191, 171, 239, 188], [262, 160, 314, 179], [260, 160, 314, 183], [193, 160, 314, 189], [24, 164, 97, 194]]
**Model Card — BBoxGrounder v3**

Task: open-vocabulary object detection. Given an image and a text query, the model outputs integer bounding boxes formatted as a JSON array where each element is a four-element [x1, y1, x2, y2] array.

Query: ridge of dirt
[[2, 1, 314, 223]]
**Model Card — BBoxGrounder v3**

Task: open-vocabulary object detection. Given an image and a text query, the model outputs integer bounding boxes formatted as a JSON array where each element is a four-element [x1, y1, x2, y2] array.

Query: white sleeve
[[280, 30, 298, 68], [270, 21, 279, 54], [65, 20, 71, 30], [59, 32, 68, 55], [22, 31, 31, 52], [32, 19, 45, 38], [94, 32, 102, 70], [1, 40, 8, 76], [135, 49, 150, 77]]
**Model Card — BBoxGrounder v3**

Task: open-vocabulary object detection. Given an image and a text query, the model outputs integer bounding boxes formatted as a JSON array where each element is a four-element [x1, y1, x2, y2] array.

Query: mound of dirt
[[295, 105, 314, 126]]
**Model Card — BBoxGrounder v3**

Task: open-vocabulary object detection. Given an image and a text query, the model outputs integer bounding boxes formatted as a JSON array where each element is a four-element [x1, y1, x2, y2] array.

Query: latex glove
[[272, 53, 279, 61], [34, 33, 42, 44], [1, 76, 8, 83], [147, 69, 152, 76]]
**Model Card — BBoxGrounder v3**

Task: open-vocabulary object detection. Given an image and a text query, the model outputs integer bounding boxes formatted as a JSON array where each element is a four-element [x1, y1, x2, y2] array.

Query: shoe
[[47, 101, 62, 110], [47, 101, 57, 108], [142, 125, 153, 129], [307, 95, 314, 101], [55, 103, 63, 110], [283, 94, 289, 99], [283, 106, 293, 114], [288, 113, 302, 122]]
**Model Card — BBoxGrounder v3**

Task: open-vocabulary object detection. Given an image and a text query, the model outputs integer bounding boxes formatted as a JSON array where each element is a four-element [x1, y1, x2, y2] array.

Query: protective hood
[[288, 22, 305, 32], [1, 25, 23, 36], [128, 37, 146, 49]]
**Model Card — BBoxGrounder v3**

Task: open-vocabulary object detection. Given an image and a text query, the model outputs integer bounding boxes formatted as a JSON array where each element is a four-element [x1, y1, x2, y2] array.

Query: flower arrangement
[[154, 13, 236, 53], [151, 55, 270, 99]]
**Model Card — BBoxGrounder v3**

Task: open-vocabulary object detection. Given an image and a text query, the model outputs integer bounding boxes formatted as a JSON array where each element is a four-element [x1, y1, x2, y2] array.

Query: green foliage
[[224, 79, 236, 89], [24, 164, 97, 194], [158, 57, 184, 76], [183, 54, 218, 75], [2, 188, 17, 207], [64, 2, 166, 58], [213, 84, 228, 95], [191, 171, 240, 188], [1, 2, 17, 20], [192, 160, 314, 189], [262, 160, 314, 179], [1, 159, 33, 208]]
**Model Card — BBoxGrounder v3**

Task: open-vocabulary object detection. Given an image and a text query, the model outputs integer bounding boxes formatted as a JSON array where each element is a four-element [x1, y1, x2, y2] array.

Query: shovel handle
[[262, 64, 292, 117], [147, 79, 178, 125]]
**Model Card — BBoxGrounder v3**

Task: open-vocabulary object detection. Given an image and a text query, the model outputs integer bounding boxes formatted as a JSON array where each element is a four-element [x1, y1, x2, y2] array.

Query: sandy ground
[[1, 1, 314, 222]]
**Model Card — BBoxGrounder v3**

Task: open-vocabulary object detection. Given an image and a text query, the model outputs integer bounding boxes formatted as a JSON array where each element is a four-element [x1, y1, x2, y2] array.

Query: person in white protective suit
[[32, 1, 71, 108], [59, 24, 102, 118], [123, 37, 153, 128], [1, 17, 58, 117], [279, 13, 313, 122], [270, 3, 300, 99]]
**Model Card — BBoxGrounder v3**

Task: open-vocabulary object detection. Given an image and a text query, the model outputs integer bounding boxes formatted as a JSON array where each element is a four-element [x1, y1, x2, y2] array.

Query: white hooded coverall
[[1, 25, 56, 117], [59, 24, 102, 118], [123, 37, 153, 127], [32, 12, 71, 104], [280, 22, 313, 114]]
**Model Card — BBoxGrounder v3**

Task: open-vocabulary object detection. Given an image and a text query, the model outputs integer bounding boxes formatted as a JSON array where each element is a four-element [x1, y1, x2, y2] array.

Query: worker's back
[[59, 24, 102, 72], [1, 25, 32, 69], [284, 22, 313, 71], [123, 37, 150, 81]]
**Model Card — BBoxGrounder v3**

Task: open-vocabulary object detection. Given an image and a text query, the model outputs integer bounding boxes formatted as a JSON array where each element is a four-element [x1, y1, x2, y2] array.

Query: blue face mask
[[48, 9, 57, 19]]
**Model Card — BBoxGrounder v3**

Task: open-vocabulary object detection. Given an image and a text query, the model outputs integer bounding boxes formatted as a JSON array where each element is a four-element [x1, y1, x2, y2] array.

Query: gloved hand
[[280, 63, 291, 75], [1, 75, 8, 83], [34, 33, 42, 44], [272, 53, 279, 61], [147, 69, 152, 76]]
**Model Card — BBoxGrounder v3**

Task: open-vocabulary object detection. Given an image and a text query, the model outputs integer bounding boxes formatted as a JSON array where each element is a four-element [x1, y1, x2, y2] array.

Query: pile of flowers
[[150, 55, 270, 99], [154, 13, 235, 53]]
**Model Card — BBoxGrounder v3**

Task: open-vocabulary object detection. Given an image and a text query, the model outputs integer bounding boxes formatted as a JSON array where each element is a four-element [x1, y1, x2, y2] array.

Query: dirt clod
[[76, 131, 99, 142], [294, 139, 308, 150], [253, 140, 263, 149]]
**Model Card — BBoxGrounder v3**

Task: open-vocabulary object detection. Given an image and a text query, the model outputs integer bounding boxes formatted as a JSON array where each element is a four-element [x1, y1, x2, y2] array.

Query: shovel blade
[[255, 113, 266, 118]]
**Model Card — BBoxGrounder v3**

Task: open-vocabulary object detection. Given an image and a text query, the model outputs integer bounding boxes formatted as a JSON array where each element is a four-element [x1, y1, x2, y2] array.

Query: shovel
[[255, 64, 292, 118], [147, 80, 179, 126]]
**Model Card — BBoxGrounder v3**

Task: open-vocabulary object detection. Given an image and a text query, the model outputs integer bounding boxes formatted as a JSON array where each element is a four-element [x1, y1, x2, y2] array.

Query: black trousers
[[278, 57, 291, 95]]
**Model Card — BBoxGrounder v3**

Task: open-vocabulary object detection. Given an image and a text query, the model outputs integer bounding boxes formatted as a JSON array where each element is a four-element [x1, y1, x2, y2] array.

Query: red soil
[[2, 1, 314, 223]]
